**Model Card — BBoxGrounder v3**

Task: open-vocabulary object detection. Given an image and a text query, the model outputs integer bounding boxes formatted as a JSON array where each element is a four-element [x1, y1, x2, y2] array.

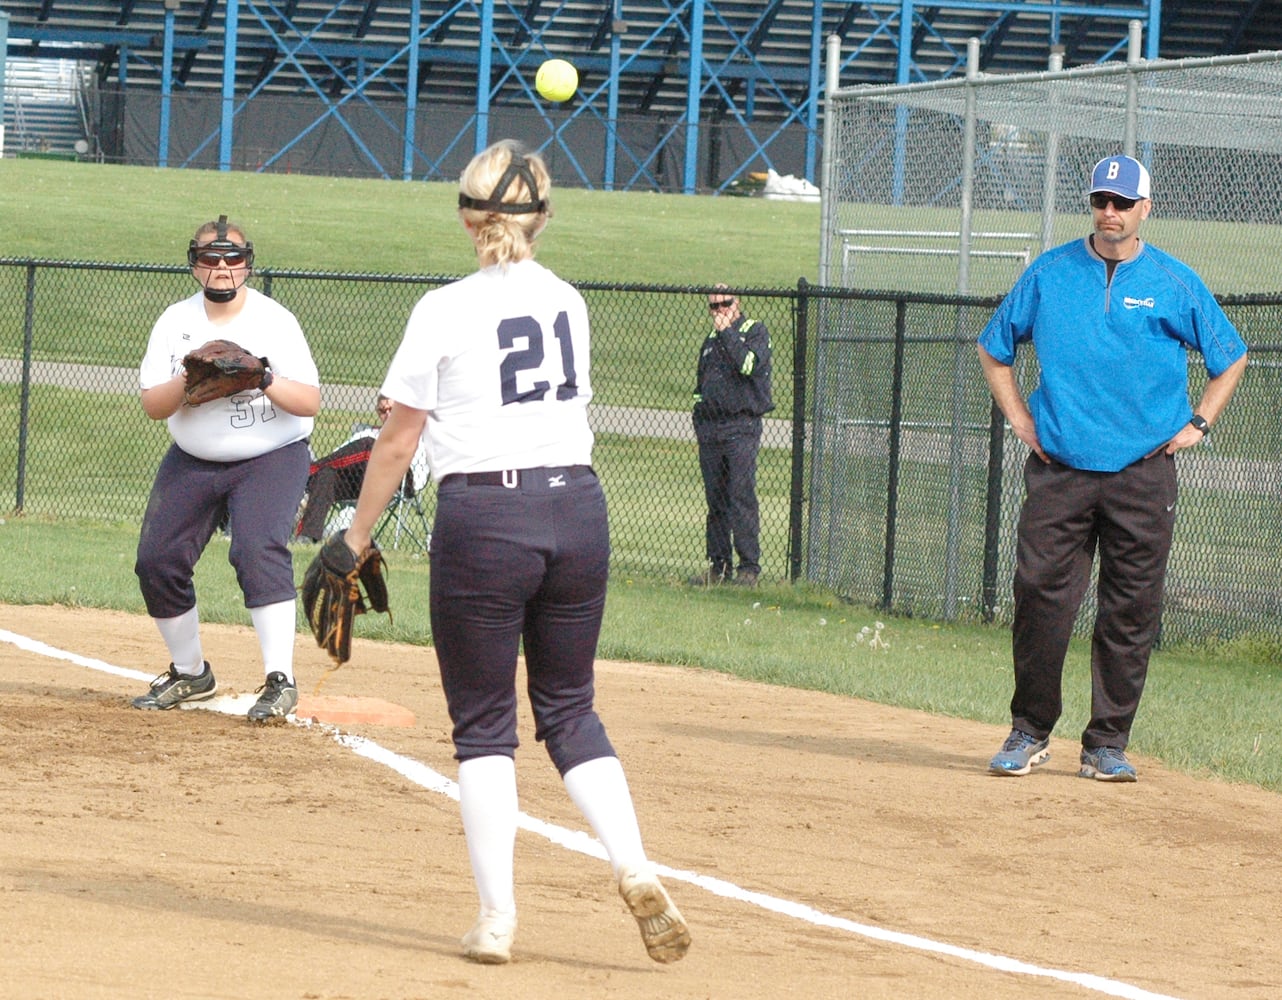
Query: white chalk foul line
[[4, 627, 1181, 1000]]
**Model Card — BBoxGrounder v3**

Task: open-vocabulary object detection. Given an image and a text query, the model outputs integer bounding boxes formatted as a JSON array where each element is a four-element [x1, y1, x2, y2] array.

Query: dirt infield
[[2, 603, 1279, 1000]]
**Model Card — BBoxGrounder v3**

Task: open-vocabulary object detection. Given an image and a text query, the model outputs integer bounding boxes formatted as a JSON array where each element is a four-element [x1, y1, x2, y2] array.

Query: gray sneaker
[[988, 727, 1050, 776], [1079, 746, 1137, 782], [132, 663, 217, 710], [247, 671, 298, 722]]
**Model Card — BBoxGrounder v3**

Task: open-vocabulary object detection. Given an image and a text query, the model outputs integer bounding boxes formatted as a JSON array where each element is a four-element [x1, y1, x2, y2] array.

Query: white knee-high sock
[[249, 599, 297, 680], [563, 755, 648, 878], [153, 606, 204, 675], [458, 755, 518, 917]]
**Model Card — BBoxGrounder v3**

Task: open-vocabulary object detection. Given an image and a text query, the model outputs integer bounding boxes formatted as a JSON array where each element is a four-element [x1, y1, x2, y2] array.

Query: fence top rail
[[832, 47, 1282, 101], [838, 230, 1036, 240], [842, 247, 1030, 260], [0, 258, 1017, 306], [0, 260, 782, 298]]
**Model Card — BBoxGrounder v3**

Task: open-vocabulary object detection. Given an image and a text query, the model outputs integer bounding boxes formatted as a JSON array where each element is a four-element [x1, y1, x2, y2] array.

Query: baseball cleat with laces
[[247, 671, 297, 722], [132, 662, 217, 710]]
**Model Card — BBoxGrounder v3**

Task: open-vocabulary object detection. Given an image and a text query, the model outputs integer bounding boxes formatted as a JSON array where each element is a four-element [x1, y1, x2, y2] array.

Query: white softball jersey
[[140, 288, 319, 462], [380, 259, 594, 481]]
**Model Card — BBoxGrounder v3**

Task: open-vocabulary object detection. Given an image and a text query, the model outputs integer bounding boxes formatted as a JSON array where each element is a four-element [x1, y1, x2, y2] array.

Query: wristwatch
[[1189, 414, 1210, 436]]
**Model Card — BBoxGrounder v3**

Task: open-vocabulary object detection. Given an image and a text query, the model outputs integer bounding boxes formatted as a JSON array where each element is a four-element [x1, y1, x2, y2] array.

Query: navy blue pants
[[135, 441, 310, 618], [696, 422, 762, 577], [1010, 453, 1177, 751], [429, 467, 615, 775]]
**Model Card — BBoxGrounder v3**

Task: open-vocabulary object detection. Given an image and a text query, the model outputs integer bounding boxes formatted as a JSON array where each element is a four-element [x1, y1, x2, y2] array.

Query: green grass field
[[0, 158, 822, 286], [2, 157, 1279, 792]]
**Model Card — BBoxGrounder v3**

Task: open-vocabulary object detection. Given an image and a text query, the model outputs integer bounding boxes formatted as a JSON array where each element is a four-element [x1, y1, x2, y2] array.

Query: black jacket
[[692, 315, 774, 428]]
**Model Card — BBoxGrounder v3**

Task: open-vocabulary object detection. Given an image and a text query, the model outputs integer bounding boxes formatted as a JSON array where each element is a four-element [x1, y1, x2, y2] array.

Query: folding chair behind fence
[[373, 473, 433, 552], [320, 470, 432, 553]]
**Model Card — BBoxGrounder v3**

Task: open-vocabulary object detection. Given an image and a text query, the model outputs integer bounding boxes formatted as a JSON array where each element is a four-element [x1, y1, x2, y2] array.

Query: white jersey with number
[[139, 288, 319, 462], [380, 259, 594, 481]]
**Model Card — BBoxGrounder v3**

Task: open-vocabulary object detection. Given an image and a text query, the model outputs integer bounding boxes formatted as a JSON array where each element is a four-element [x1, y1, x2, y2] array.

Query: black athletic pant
[[429, 467, 615, 776], [1009, 453, 1177, 751], [696, 419, 762, 577]]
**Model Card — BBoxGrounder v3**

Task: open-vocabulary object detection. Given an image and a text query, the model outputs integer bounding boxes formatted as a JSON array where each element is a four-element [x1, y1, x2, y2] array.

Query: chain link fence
[[0, 260, 803, 587], [806, 287, 1282, 647], [821, 48, 1282, 296], [4, 259, 1282, 646]]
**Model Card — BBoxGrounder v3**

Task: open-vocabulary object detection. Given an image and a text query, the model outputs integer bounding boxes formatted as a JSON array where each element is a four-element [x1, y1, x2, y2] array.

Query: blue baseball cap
[[1089, 155, 1151, 200]]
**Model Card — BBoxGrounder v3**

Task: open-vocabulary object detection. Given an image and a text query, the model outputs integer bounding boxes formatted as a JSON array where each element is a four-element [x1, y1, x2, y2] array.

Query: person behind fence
[[688, 284, 773, 587], [333, 139, 690, 965], [977, 155, 1248, 783], [295, 394, 393, 543], [132, 215, 321, 722]]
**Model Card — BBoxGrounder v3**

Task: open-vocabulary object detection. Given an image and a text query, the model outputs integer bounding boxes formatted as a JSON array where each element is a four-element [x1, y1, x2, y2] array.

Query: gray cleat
[[132, 663, 217, 710]]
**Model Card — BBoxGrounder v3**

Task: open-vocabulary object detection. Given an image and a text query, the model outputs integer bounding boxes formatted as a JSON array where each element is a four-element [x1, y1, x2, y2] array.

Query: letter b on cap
[[1106, 161, 1120, 180]]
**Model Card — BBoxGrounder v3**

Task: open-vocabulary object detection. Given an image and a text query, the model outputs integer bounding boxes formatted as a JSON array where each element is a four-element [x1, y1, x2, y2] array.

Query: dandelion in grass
[[856, 621, 890, 651]]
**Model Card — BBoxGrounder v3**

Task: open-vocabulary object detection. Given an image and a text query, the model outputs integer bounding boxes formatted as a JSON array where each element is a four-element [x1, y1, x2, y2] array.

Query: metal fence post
[[16, 262, 36, 513], [981, 398, 1006, 623], [789, 279, 810, 582], [881, 297, 907, 610]]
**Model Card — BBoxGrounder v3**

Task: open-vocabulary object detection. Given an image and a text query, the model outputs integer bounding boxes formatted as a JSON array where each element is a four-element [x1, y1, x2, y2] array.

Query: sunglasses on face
[[1089, 192, 1139, 212], [193, 249, 250, 268], [708, 299, 735, 312]]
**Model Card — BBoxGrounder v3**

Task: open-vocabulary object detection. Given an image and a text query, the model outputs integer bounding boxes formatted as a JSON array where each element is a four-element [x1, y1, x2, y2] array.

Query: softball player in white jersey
[[133, 216, 320, 722], [341, 140, 690, 966]]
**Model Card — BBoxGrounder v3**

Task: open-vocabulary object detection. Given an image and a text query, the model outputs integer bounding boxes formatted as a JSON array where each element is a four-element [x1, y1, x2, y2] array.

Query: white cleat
[[617, 866, 691, 964], [461, 910, 516, 965]]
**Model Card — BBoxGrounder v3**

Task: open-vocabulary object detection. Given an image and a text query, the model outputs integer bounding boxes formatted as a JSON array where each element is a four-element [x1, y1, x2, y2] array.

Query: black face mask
[[189, 214, 254, 302]]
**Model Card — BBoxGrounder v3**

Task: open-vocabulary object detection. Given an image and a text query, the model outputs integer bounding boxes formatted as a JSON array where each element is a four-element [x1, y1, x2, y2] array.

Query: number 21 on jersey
[[497, 311, 579, 405]]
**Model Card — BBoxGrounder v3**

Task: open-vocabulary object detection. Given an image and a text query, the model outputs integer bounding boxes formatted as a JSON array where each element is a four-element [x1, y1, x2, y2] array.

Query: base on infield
[[295, 694, 416, 728]]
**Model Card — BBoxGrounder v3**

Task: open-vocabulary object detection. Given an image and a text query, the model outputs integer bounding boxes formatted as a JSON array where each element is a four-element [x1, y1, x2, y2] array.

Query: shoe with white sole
[[1079, 746, 1138, 782], [132, 662, 217, 710], [247, 671, 297, 722], [461, 910, 516, 964], [988, 727, 1050, 776]]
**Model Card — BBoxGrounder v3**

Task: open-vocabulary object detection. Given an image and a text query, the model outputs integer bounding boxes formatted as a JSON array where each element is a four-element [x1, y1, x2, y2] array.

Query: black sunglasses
[[1090, 192, 1139, 212], [192, 249, 250, 267], [708, 299, 735, 311]]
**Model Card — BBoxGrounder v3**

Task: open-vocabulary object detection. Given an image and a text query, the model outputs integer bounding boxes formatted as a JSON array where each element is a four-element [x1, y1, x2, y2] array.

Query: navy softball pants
[[429, 466, 615, 776], [135, 441, 309, 618]]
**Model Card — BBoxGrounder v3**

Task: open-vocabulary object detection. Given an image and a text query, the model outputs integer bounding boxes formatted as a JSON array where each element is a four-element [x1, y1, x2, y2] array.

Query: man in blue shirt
[[978, 155, 1248, 782]]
